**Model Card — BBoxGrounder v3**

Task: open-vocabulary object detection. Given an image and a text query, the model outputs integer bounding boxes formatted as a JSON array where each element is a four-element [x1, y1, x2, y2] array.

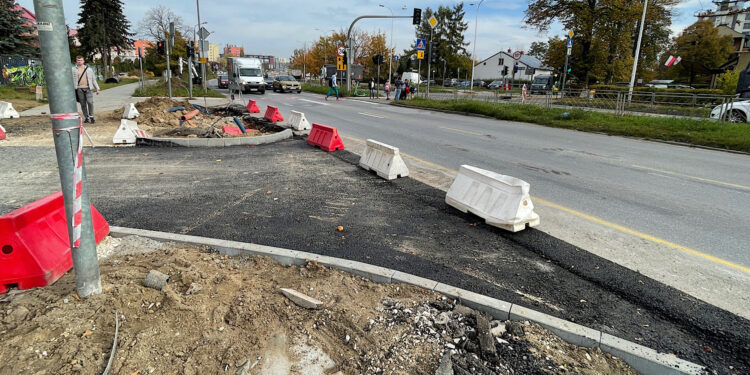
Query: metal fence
[[419, 87, 742, 122]]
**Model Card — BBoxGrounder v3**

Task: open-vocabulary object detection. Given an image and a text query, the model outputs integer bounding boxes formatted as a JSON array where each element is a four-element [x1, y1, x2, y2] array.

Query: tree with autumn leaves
[[290, 29, 390, 80]]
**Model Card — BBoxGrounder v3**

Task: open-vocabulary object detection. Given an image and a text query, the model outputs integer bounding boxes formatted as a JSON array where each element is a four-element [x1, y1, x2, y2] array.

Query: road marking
[[299, 99, 328, 106], [343, 134, 750, 274], [439, 126, 485, 137], [359, 112, 386, 119], [631, 164, 750, 191]]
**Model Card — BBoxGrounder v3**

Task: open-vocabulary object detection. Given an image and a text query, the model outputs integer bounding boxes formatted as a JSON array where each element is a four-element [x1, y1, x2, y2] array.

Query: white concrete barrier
[[359, 139, 410, 180], [288, 110, 311, 131], [0, 101, 20, 119], [112, 119, 149, 144], [123, 103, 139, 119], [446, 165, 539, 232]]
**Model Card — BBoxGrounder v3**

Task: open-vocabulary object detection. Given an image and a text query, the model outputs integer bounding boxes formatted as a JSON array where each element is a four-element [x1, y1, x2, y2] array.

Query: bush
[[589, 85, 722, 95]]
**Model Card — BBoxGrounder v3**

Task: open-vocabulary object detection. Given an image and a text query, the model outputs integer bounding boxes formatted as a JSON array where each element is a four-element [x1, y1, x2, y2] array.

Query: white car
[[710, 100, 750, 122]]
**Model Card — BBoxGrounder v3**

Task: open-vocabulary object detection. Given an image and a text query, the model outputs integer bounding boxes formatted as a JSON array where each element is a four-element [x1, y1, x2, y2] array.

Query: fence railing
[[418, 87, 741, 122]]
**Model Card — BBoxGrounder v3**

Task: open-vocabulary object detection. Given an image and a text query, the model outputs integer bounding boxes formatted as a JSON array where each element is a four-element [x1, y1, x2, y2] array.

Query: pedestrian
[[325, 73, 340, 101], [404, 80, 410, 100], [71, 55, 100, 123], [368, 78, 375, 99], [410, 82, 417, 99], [394, 79, 401, 101], [385, 80, 391, 100]]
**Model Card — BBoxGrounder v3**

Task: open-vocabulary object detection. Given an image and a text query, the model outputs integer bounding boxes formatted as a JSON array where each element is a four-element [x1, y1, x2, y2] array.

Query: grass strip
[[395, 98, 750, 153], [133, 79, 224, 98]]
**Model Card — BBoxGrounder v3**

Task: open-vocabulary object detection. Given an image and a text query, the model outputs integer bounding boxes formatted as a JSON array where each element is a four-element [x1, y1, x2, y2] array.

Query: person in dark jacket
[[368, 78, 375, 99]]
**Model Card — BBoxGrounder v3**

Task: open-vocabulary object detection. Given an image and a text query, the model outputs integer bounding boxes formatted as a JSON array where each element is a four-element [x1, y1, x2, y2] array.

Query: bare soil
[[0, 237, 637, 375]]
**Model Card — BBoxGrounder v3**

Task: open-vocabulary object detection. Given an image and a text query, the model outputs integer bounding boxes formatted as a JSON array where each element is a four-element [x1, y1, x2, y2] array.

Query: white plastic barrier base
[[0, 101, 20, 119], [446, 165, 540, 232], [288, 110, 311, 131], [113, 119, 149, 144], [123, 103, 140, 119], [359, 139, 409, 180]]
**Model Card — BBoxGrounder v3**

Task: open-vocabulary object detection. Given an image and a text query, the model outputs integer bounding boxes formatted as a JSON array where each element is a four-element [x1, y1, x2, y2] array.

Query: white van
[[401, 72, 423, 85], [227, 57, 265, 94]]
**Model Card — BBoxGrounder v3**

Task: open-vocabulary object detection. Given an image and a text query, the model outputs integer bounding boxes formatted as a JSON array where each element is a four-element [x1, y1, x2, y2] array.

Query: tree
[[719, 69, 739, 95], [0, 0, 38, 56], [527, 41, 548, 60], [137, 6, 189, 41], [670, 20, 734, 86], [142, 30, 188, 76], [405, 4, 471, 80], [77, 0, 133, 78]]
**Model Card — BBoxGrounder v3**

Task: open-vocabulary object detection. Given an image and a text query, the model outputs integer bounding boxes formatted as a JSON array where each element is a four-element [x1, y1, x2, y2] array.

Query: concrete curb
[[138, 129, 292, 147], [108, 226, 705, 375]]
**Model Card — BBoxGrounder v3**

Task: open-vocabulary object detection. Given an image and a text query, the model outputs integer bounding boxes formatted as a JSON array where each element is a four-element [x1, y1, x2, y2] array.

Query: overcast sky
[[18, 0, 706, 61]]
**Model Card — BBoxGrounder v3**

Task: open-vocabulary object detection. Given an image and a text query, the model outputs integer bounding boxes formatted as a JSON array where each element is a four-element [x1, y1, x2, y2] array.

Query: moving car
[[217, 74, 229, 89], [273, 75, 302, 93], [530, 74, 554, 94], [227, 57, 265, 94], [487, 80, 504, 90], [264, 76, 275, 89], [710, 100, 750, 122]]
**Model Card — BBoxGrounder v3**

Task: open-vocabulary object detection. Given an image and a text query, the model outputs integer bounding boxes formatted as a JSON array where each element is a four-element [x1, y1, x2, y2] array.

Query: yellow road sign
[[429, 16, 438, 28], [200, 57, 207, 64], [336, 56, 344, 70], [417, 50, 424, 59]]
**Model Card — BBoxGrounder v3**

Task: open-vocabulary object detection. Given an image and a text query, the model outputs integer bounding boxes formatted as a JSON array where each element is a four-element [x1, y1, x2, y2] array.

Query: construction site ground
[[0, 237, 637, 375], [0, 132, 748, 374]]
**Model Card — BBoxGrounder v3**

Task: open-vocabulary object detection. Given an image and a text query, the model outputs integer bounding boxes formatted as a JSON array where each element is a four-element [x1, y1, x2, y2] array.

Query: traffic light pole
[[188, 52, 193, 99], [166, 39, 172, 98], [427, 27, 432, 97], [345, 15, 412, 92], [561, 50, 569, 92]]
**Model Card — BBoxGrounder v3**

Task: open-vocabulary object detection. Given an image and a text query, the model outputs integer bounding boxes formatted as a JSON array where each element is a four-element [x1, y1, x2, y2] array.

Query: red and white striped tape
[[51, 112, 84, 247]]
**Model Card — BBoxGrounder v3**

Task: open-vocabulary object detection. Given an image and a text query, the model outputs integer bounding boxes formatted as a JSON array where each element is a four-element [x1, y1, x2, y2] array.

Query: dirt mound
[[0, 238, 637, 375]]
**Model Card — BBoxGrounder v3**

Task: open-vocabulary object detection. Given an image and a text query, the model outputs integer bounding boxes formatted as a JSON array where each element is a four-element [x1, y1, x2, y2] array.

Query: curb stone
[[138, 129, 292, 147], [108, 226, 705, 375]]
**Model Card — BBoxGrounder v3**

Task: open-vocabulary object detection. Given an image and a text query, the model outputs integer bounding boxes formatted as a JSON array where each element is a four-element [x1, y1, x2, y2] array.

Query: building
[[133, 40, 153, 57], [472, 50, 553, 81], [207, 43, 219, 62], [697, 0, 750, 35], [224, 45, 244, 57]]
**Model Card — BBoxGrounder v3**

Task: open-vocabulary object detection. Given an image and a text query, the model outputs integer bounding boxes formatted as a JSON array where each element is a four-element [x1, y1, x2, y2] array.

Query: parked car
[[487, 80, 504, 90], [217, 74, 229, 89], [444, 78, 458, 87], [273, 75, 301, 93], [472, 80, 485, 87], [458, 80, 471, 87], [710, 100, 750, 122]]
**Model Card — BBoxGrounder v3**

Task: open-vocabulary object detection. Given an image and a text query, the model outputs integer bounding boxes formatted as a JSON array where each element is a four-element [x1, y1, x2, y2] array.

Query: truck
[[530, 74, 554, 94], [227, 57, 265, 94]]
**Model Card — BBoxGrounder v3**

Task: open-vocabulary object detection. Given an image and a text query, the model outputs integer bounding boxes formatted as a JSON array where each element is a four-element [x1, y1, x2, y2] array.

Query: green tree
[[77, 0, 133, 78], [719, 69, 739, 95], [0, 0, 38, 56], [527, 41, 548, 60], [405, 4, 471, 80], [142, 30, 187, 76], [670, 20, 734, 86]]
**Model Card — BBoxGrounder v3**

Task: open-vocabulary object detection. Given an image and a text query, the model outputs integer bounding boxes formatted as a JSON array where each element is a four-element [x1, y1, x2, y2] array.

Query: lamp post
[[628, 0, 649, 102], [190, 21, 207, 97], [469, 0, 484, 91], [196, 0, 206, 90], [379, 4, 394, 82]]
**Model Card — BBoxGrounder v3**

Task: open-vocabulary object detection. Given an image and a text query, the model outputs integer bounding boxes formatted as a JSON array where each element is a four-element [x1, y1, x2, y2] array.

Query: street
[[217, 81, 750, 319]]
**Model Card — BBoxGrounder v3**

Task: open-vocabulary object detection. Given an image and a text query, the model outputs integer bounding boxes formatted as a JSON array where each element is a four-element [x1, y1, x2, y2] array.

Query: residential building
[[207, 43, 219, 62], [697, 0, 750, 35], [224, 45, 244, 57], [472, 50, 553, 81]]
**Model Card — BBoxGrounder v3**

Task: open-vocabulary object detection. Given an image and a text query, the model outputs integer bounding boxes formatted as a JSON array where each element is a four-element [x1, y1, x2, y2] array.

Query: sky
[[18, 0, 707, 62]]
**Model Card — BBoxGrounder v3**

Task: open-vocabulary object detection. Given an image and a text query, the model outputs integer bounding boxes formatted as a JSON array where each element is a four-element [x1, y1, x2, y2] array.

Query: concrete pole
[[166, 38, 172, 98], [427, 27, 432, 97], [628, 0, 649, 102], [379, 4, 394, 83], [197, 0, 207, 91], [33, 0, 101, 297], [469, 0, 484, 92]]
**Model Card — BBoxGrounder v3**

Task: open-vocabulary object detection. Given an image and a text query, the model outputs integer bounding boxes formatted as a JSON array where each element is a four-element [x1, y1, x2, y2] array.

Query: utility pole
[[166, 38, 172, 98], [427, 27, 433, 97], [562, 30, 572, 92], [628, 0, 649, 102], [197, 0, 207, 91], [32, 0, 101, 298], [138, 47, 144, 92], [345, 15, 412, 91], [469, 0, 484, 92], [188, 41, 193, 99]]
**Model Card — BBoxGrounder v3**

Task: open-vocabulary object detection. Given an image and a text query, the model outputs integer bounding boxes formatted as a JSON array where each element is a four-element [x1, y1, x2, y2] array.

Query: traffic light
[[342, 51, 348, 69], [567, 67, 572, 73], [429, 41, 440, 63], [372, 54, 384, 65], [157, 40, 165, 55], [413, 8, 422, 25], [186, 42, 195, 58]]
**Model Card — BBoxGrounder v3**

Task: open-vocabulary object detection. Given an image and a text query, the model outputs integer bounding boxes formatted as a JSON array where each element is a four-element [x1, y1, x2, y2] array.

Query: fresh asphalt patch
[[1, 139, 747, 374]]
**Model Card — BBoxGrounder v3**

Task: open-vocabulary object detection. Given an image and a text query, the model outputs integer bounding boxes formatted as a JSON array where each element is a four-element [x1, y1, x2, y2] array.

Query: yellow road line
[[631, 164, 750, 191], [341, 134, 750, 274], [439, 126, 485, 137]]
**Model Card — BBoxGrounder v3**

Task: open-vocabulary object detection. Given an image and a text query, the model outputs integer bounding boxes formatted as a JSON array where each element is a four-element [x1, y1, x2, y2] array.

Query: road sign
[[337, 46, 345, 56], [199, 27, 211, 40], [428, 16, 438, 28], [568, 30, 574, 37], [417, 50, 424, 59], [517, 66, 526, 71], [200, 57, 207, 64], [567, 39, 572, 49], [512, 51, 523, 60], [336, 56, 344, 70], [394, 55, 399, 62], [416, 38, 427, 50]]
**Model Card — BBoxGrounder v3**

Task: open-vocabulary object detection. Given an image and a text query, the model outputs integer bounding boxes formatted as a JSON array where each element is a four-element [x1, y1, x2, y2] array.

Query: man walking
[[394, 78, 401, 102], [325, 73, 340, 101], [71, 56, 100, 123], [368, 78, 375, 99]]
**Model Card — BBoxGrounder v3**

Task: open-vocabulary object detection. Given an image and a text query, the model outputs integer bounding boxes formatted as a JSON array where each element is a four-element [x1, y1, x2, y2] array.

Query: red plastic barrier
[[0, 124, 6, 140], [246, 100, 260, 113], [264, 105, 284, 122], [307, 123, 345, 152], [0, 191, 110, 293], [222, 126, 242, 135]]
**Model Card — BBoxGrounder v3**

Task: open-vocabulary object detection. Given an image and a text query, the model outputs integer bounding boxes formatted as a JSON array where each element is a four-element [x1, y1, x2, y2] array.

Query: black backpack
[[328, 77, 333, 87]]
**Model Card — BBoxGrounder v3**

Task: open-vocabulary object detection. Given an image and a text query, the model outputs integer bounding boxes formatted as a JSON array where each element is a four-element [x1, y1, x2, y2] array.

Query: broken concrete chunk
[[490, 321, 506, 337], [435, 353, 454, 375], [280, 288, 323, 309], [452, 304, 475, 317], [476, 314, 496, 355], [505, 321, 526, 337], [185, 282, 203, 295], [143, 270, 169, 291]]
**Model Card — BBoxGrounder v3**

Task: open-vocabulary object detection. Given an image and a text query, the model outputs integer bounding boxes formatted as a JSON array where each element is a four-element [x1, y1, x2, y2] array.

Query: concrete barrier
[[113, 119, 149, 145], [446, 165, 540, 232], [0, 124, 6, 140], [288, 110, 311, 131], [122, 103, 139, 119], [359, 139, 409, 180], [0, 101, 20, 119]]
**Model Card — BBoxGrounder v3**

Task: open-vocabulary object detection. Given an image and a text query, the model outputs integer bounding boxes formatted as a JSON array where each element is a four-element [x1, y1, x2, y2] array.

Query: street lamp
[[469, 0, 484, 91], [379, 4, 394, 82]]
